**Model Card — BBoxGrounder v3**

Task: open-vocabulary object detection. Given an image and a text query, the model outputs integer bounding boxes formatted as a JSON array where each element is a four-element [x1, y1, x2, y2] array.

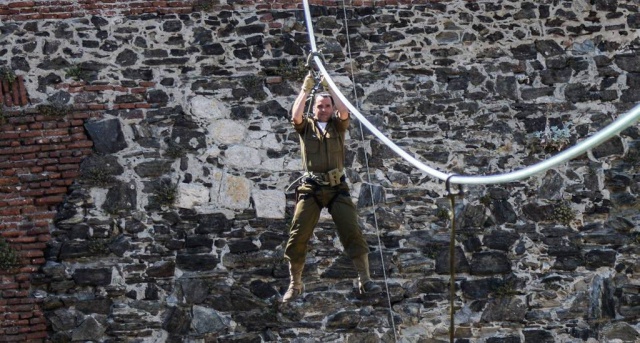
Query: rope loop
[[305, 50, 326, 70], [445, 174, 464, 198]]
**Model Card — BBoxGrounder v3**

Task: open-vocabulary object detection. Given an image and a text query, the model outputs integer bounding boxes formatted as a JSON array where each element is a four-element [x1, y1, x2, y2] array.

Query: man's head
[[313, 93, 335, 122]]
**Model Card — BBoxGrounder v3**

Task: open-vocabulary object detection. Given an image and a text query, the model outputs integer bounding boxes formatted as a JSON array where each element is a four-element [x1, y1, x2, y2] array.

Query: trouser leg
[[328, 191, 370, 259], [352, 253, 372, 283], [284, 188, 321, 265], [289, 261, 304, 289]]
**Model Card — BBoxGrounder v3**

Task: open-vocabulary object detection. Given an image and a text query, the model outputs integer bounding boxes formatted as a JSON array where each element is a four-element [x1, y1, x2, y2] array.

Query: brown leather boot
[[282, 262, 304, 303], [352, 254, 382, 294]]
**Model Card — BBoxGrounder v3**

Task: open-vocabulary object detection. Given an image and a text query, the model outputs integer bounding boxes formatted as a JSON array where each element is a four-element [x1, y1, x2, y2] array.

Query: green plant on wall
[[0, 238, 20, 271], [154, 179, 178, 207], [88, 239, 111, 255], [551, 201, 576, 226], [165, 143, 186, 159], [277, 59, 308, 81], [65, 65, 87, 81], [241, 74, 267, 101], [38, 103, 71, 117], [0, 67, 16, 86], [494, 280, 518, 297], [82, 167, 116, 187], [193, 0, 217, 11], [526, 125, 571, 154]]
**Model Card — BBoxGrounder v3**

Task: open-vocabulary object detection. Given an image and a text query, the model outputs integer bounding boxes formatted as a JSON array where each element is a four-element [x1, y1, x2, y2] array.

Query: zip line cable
[[338, 2, 398, 341], [300, 0, 640, 186]]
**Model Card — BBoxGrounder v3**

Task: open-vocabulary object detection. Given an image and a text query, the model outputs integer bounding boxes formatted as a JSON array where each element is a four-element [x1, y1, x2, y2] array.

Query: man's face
[[313, 96, 334, 122]]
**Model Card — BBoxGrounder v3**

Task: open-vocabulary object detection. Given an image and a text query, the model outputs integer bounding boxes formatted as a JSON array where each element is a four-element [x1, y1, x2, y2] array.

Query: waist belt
[[304, 168, 344, 187]]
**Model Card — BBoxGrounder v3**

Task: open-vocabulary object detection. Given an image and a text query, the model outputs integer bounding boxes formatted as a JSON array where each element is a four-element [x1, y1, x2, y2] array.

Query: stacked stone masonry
[[0, 0, 639, 342]]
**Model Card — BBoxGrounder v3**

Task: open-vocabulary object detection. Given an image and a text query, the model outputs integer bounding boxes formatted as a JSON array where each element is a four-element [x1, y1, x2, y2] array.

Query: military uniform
[[284, 114, 370, 264]]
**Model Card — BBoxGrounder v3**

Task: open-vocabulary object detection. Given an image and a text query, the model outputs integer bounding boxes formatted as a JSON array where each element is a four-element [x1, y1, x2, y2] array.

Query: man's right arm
[[292, 73, 315, 125], [291, 90, 308, 125]]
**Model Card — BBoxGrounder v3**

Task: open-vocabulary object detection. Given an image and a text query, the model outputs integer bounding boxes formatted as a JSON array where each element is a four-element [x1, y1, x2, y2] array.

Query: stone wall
[[1, 0, 639, 342]]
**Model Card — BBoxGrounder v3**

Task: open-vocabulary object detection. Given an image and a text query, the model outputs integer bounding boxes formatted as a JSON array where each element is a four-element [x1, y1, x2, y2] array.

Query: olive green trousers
[[284, 182, 370, 265]]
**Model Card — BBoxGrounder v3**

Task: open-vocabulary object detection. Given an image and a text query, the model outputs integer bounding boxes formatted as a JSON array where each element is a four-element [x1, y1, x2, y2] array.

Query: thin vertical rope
[[448, 192, 456, 343], [340, 3, 398, 341]]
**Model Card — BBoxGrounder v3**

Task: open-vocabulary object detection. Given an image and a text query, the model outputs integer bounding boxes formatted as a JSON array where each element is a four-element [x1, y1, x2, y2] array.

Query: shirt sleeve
[[333, 113, 349, 132], [292, 116, 309, 134]]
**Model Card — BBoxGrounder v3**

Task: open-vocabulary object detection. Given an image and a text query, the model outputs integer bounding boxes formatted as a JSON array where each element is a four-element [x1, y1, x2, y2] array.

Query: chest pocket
[[325, 131, 342, 153], [303, 134, 320, 154]]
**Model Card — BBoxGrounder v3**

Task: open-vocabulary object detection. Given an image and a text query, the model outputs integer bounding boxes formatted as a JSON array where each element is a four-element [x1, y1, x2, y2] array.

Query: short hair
[[314, 92, 334, 106]]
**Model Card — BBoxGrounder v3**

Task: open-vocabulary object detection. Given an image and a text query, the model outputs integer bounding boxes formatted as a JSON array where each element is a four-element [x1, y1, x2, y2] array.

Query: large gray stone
[[85, 119, 128, 154], [71, 317, 106, 341], [191, 305, 230, 334]]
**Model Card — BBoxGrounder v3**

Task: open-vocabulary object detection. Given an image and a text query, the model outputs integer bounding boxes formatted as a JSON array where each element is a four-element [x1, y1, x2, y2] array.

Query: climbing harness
[[446, 175, 464, 343]]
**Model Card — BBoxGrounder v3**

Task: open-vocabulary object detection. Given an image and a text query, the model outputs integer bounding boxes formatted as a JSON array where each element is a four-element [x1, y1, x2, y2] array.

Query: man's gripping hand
[[301, 72, 315, 93], [320, 76, 329, 91]]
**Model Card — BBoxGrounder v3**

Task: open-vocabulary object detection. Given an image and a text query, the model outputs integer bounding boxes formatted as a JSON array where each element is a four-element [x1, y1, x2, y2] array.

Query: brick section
[[0, 0, 432, 20], [0, 76, 29, 107], [0, 108, 100, 343], [0, 0, 200, 20]]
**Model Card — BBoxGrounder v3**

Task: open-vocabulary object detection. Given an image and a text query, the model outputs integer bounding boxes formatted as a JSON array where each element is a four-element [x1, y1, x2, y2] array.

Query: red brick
[[18, 131, 42, 138], [84, 85, 113, 92], [21, 250, 43, 258], [26, 226, 49, 235], [37, 234, 51, 242], [45, 128, 69, 136], [44, 187, 67, 195], [9, 236, 36, 244], [66, 141, 93, 149], [0, 283, 19, 290], [0, 177, 19, 186], [13, 146, 40, 154], [26, 330, 47, 339], [7, 198, 32, 206], [0, 208, 20, 216], [60, 178, 75, 185], [33, 195, 63, 206]]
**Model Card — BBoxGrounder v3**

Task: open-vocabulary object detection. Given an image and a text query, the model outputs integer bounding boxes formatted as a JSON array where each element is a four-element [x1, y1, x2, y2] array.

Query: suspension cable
[[338, 2, 398, 341], [300, 0, 640, 187]]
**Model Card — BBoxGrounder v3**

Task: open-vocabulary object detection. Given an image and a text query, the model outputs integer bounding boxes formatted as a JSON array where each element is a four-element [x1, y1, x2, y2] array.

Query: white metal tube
[[301, 0, 640, 185]]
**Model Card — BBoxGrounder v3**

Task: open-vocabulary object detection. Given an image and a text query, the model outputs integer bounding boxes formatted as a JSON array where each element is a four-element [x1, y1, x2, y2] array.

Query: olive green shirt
[[293, 115, 349, 173]]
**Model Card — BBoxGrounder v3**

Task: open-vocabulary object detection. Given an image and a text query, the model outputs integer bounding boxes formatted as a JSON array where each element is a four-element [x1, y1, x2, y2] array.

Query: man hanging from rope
[[282, 70, 383, 303]]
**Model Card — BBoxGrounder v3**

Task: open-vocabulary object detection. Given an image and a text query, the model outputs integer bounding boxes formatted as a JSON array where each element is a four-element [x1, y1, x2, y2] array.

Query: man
[[282, 72, 382, 303]]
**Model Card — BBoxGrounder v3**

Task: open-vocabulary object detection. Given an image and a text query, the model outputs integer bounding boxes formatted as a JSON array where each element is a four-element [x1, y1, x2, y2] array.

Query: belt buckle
[[327, 168, 342, 187]]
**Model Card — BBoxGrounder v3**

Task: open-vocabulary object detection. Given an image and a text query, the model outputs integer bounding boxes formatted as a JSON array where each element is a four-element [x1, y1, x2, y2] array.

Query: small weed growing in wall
[[0, 67, 16, 86], [495, 281, 518, 297], [277, 60, 308, 81], [551, 201, 576, 226], [241, 75, 267, 101], [0, 238, 20, 271], [193, 0, 217, 11], [480, 194, 492, 207], [436, 207, 451, 220], [38, 103, 71, 117], [527, 125, 571, 154], [165, 143, 186, 159], [65, 65, 87, 81], [82, 167, 116, 187], [88, 239, 111, 255], [154, 179, 178, 207]]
